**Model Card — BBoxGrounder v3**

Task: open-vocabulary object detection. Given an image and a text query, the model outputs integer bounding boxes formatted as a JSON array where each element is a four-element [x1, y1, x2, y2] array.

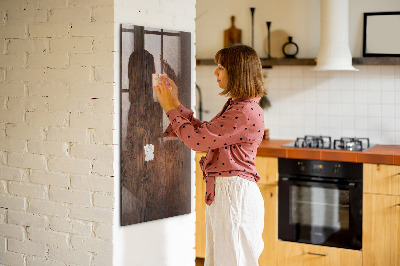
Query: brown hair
[[214, 44, 267, 99]]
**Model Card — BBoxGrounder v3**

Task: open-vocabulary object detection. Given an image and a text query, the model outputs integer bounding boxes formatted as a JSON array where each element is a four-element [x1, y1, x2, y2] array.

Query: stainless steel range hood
[[314, 0, 358, 71]]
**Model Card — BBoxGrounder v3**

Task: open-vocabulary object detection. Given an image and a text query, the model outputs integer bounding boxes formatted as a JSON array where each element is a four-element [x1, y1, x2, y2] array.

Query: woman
[[154, 44, 266, 266]]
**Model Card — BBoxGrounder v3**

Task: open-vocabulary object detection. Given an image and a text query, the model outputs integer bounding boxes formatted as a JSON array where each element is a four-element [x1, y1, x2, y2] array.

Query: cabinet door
[[363, 193, 400, 266], [364, 164, 400, 196], [255, 156, 278, 186], [277, 241, 362, 266], [195, 152, 207, 258], [259, 185, 278, 266]]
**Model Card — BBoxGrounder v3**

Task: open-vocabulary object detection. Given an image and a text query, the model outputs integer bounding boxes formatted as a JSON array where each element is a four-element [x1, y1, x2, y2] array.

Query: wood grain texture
[[363, 193, 400, 266], [195, 151, 207, 258], [120, 25, 191, 225], [259, 185, 278, 266], [364, 164, 400, 196], [276, 241, 362, 266], [255, 156, 278, 186]]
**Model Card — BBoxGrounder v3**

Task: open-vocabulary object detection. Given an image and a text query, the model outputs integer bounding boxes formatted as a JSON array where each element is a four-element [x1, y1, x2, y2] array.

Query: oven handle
[[280, 177, 357, 189]]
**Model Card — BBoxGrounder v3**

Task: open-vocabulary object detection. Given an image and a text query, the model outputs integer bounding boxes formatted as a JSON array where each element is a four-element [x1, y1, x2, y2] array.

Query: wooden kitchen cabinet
[[195, 151, 207, 258], [363, 193, 400, 266], [195, 154, 279, 263], [364, 164, 400, 196], [363, 163, 400, 266], [276, 241, 362, 266]]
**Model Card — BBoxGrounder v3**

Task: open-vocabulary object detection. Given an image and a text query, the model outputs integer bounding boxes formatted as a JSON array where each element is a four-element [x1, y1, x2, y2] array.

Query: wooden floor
[[195, 257, 204, 266]]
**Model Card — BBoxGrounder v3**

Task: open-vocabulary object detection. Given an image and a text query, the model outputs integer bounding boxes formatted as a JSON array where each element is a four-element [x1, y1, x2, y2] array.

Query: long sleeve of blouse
[[162, 103, 202, 138], [164, 104, 249, 152]]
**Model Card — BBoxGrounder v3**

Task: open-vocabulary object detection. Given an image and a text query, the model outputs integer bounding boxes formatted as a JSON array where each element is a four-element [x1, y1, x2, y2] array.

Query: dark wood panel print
[[120, 24, 191, 225]]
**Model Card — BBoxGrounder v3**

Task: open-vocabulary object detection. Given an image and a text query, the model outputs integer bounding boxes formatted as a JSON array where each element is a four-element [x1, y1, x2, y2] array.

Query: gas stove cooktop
[[282, 135, 375, 151]]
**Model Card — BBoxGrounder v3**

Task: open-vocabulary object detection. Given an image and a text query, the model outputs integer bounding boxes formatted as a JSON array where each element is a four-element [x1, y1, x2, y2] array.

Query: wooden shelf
[[196, 57, 400, 67]]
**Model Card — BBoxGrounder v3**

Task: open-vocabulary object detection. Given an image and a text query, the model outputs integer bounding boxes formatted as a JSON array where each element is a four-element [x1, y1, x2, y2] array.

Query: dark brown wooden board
[[120, 24, 191, 225]]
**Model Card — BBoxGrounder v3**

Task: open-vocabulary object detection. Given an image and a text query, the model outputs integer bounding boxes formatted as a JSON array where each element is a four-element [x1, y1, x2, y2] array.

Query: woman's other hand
[[153, 78, 175, 113], [160, 76, 180, 108]]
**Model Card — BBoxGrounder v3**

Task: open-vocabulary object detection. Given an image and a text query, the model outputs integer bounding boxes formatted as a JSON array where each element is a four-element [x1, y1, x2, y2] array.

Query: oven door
[[278, 176, 362, 250]]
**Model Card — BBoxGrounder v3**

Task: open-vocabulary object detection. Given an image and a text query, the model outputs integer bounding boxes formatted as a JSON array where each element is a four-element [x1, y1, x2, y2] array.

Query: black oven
[[278, 158, 363, 250]]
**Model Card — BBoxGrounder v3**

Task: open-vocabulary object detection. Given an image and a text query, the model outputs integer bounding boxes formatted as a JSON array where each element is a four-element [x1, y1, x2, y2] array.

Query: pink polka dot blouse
[[162, 97, 265, 205]]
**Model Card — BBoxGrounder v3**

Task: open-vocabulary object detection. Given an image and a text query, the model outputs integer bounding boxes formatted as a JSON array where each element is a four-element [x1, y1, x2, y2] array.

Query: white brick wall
[[0, 0, 114, 265]]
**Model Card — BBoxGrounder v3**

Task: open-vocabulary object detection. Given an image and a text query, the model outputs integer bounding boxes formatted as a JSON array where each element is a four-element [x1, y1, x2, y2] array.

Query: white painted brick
[[29, 170, 69, 187], [28, 199, 68, 217], [91, 7, 113, 22], [50, 37, 92, 53], [0, 166, 24, 181], [70, 113, 113, 128], [1, 0, 26, 9], [47, 127, 87, 142], [8, 210, 49, 229], [0, 110, 24, 124], [0, 137, 27, 153], [28, 53, 69, 68], [8, 238, 47, 256], [49, 7, 91, 23], [0, 195, 25, 210], [92, 159, 113, 176], [6, 125, 46, 140], [0, 25, 27, 39], [7, 9, 48, 24], [0, 181, 6, 194], [0, 208, 6, 222], [29, 23, 69, 38], [27, 227, 68, 248], [0, 251, 24, 266], [70, 52, 113, 67], [70, 22, 113, 37], [93, 223, 111, 240], [7, 97, 48, 112], [92, 128, 113, 144], [8, 152, 47, 170], [71, 174, 113, 193], [0, 235, 5, 250], [49, 186, 91, 205], [69, 205, 112, 223], [71, 235, 111, 254], [0, 55, 24, 67], [0, 82, 25, 97], [7, 39, 47, 54], [50, 216, 92, 236], [70, 143, 113, 161], [46, 67, 91, 82], [8, 181, 47, 199], [48, 246, 91, 265], [27, 81, 68, 97], [0, 224, 24, 240], [26, 256, 64, 266], [48, 97, 113, 114], [93, 193, 113, 208], [48, 156, 91, 175], [26, 111, 69, 127], [7, 68, 46, 82], [0, 69, 5, 82], [92, 253, 113, 266], [69, 83, 113, 99], [92, 36, 113, 52], [94, 66, 113, 82], [28, 140, 68, 156]]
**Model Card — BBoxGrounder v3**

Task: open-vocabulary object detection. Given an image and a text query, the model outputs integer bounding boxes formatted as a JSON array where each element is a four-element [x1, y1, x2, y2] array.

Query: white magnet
[[144, 144, 155, 161]]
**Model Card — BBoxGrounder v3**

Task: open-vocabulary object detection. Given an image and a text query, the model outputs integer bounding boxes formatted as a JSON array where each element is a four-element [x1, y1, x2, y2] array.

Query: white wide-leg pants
[[205, 176, 265, 266]]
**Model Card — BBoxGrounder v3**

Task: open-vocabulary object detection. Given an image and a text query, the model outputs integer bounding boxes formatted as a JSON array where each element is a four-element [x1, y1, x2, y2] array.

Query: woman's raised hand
[[160, 76, 180, 108]]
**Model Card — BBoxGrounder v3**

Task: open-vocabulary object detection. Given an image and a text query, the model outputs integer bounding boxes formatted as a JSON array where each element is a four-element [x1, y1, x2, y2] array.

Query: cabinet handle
[[307, 252, 328, 256], [397, 204, 400, 207]]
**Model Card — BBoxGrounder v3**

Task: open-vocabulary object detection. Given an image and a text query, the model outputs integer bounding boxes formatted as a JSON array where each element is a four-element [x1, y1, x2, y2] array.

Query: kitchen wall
[[0, 0, 114, 265], [196, 0, 400, 145], [113, 0, 196, 266]]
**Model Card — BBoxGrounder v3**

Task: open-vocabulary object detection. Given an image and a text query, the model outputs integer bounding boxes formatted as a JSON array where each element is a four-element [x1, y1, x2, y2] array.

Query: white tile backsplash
[[196, 65, 400, 144]]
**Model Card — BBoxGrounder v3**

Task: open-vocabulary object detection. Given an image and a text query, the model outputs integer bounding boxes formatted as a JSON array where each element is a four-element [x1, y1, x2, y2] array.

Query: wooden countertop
[[256, 139, 400, 165]]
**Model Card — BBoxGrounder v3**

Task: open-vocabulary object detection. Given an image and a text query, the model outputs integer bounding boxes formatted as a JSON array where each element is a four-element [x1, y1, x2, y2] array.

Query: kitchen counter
[[256, 139, 400, 165]]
